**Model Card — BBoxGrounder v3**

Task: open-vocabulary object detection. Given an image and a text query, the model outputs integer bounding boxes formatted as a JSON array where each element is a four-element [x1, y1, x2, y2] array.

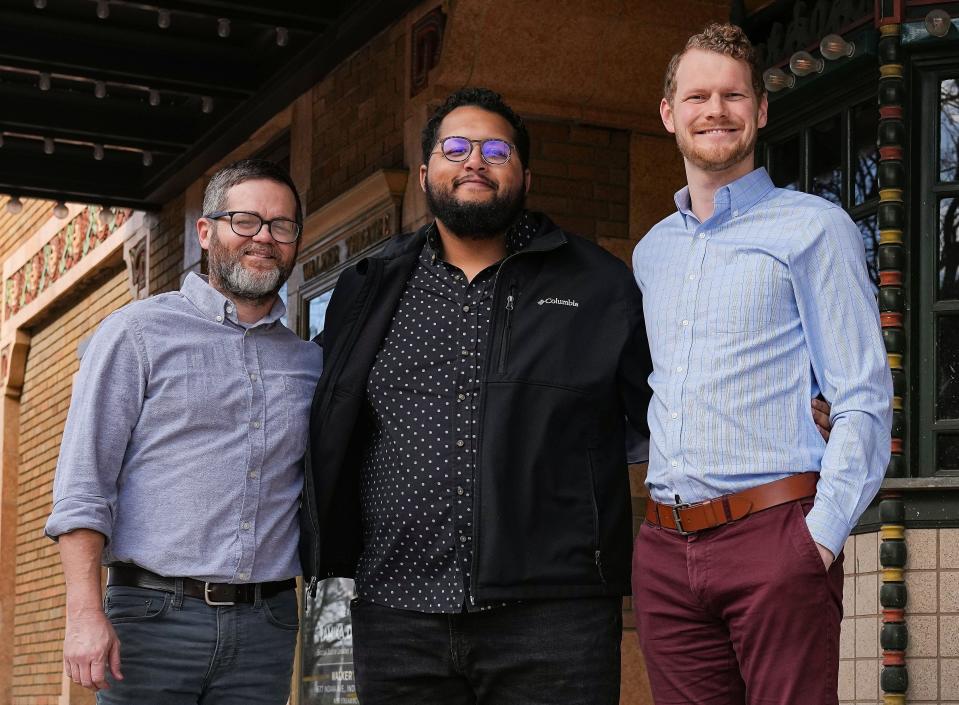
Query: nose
[[704, 93, 726, 118], [462, 142, 486, 170], [250, 221, 274, 243]]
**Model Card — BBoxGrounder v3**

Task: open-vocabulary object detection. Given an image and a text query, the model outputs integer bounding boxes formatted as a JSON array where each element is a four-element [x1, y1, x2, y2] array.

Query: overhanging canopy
[[0, 0, 419, 209]]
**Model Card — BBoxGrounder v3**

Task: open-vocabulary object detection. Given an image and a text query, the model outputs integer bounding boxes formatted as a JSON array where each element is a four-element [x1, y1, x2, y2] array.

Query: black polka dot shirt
[[355, 212, 538, 613]]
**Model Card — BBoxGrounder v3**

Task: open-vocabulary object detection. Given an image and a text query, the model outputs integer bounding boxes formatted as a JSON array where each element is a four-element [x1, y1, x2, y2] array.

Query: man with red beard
[[631, 24, 892, 704], [305, 87, 654, 704], [46, 159, 322, 704]]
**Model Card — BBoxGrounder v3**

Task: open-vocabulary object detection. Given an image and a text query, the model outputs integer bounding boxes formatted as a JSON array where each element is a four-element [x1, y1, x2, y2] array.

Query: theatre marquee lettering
[[302, 210, 393, 283]]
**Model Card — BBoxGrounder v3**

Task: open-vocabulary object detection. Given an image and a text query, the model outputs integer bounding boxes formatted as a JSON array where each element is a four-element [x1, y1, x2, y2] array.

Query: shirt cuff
[[44, 495, 113, 543], [804, 503, 849, 558]]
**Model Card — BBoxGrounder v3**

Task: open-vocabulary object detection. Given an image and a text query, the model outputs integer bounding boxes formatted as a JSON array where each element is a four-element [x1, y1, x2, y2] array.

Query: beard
[[207, 228, 294, 304], [425, 174, 526, 239], [675, 123, 757, 173]]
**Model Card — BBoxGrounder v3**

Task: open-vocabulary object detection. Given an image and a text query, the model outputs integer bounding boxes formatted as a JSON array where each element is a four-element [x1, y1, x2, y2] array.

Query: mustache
[[454, 175, 497, 188]]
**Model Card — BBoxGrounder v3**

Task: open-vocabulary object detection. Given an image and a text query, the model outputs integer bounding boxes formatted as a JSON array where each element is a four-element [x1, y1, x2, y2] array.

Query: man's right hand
[[63, 607, 123, 691], [58, 529, 122, 692]]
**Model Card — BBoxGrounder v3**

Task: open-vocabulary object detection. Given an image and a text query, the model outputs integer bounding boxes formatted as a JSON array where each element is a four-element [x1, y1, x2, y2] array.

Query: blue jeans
[[97, 585, 298, 705], [350, 597, 623, 705]]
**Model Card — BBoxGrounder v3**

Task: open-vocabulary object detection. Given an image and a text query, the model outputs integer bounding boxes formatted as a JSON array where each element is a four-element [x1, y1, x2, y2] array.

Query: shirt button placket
[[240, 326, 265, 581]]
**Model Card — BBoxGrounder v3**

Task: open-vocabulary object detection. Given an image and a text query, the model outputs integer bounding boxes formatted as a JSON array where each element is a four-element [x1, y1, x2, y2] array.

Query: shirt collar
[[673, 167, 775, 227], [180, 271, 287, 327]]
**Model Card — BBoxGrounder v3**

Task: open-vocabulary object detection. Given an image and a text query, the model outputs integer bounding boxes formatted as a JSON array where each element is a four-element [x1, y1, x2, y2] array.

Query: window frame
[[914, 57, 959, 477], [761, 83, 880, 207]]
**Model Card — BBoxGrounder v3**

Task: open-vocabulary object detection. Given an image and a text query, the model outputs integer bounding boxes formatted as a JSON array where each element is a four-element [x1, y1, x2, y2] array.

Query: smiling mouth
[[455, 177, 495, 188], [243, 249, 276, 261], [696, 128, 738, 135]]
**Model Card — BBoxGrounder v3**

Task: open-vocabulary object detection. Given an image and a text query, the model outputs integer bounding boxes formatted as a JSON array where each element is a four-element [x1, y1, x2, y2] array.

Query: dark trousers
[[96, 585, 298, 705], [632, 500, 844, 705], [350, 596, 623, 705]]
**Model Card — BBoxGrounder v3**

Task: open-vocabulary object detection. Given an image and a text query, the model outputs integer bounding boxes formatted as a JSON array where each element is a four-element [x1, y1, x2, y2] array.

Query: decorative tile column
[[876, 5, 908, 702]]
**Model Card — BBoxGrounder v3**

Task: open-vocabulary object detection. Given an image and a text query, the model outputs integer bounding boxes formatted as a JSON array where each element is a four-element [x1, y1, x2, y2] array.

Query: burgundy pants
[[632, 500, 843, 705]]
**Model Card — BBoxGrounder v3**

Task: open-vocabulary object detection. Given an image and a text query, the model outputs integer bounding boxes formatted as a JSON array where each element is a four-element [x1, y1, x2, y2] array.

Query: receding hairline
[[667, 47, 761, 100]]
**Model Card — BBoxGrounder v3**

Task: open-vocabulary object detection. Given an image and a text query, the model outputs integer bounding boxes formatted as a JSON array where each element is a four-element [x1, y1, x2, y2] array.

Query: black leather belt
[[107, 565, 296, 606]]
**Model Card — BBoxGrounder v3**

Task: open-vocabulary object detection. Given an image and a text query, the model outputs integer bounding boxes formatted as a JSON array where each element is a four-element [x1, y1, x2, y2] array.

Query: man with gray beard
[[45, 159, 322, 704]]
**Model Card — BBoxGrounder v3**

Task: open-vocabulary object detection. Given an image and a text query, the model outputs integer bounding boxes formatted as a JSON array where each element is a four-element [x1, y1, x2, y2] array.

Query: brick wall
[[0, 198, 54, 265], [307, 23, 407, 214], [12, 267, 130, 705], [149, 195, 185, 295], [524, 120, 631, 260]]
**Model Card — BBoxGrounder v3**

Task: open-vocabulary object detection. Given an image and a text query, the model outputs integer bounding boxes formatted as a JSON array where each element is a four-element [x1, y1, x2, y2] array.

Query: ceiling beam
[[0, 144, 170, 208], [0, 84, 201, 150], [0, 8, 260, 97], [144, 0, 423, 205], [109, 0, 340, 31]]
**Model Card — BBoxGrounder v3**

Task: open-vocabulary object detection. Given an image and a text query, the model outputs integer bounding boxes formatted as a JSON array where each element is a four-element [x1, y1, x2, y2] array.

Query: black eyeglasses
[[432, 136, 513, 165], [204, 210, 302, 244]]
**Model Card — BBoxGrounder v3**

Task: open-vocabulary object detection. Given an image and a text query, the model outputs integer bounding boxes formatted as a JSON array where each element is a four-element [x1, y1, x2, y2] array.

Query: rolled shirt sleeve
[[790, 206, 893, 556], [44, 309, 147, 542]]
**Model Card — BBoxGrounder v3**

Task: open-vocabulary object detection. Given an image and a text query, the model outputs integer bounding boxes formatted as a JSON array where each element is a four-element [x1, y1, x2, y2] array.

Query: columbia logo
[[537, 297, 579, 308]]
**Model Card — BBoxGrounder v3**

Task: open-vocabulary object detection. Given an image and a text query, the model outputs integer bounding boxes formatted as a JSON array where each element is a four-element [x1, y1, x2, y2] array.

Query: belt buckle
[[671, 503, 692, 536], [204, 582, 235, 607]]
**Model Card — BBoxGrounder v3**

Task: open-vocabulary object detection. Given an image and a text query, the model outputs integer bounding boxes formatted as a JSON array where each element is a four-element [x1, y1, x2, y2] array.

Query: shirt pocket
[[283, 375, 316, 460], [705, 252, 783, 334]]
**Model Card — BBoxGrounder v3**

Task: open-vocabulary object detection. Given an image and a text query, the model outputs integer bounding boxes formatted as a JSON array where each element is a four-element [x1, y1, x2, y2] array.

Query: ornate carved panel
[[3, 206, 132, 320], [411, 7, 446, 97]]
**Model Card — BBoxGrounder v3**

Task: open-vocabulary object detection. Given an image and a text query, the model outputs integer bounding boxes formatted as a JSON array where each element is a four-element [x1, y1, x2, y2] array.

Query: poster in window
[[300, 578, 357, 704]]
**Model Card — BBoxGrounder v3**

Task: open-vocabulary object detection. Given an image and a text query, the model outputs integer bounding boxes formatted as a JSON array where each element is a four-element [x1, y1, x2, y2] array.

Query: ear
[[757, 93, 769, 130], [660, 97, 676, 134], [523, 168, 532, 195], [419, 164, 428, 193], [197, 217, 213, 252]]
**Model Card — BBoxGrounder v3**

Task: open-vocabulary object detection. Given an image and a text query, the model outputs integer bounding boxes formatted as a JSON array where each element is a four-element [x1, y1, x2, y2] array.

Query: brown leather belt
[[107, 565, 295, 606], [645, 472, 819, 535]]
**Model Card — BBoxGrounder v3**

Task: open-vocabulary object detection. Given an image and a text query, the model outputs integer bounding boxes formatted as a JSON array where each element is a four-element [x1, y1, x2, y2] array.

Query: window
[[918, 68, 959, 476], [305, 290, 333, 341], [760, 89, 881, 292]]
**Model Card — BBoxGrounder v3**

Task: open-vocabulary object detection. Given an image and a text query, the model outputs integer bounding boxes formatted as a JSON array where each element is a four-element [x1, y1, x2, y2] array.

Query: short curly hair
[[663, 23, 765, 103], [421, 87, 530, 167]]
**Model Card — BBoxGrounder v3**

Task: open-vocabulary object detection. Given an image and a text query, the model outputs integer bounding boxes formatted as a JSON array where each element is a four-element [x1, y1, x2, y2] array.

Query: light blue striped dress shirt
[[45, 273, 323, 582], [632, 168, 892, 555]]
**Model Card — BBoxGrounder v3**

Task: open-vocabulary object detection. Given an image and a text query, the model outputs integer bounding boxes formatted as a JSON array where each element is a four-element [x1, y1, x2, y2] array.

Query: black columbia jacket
[[300, 213, 652, 600]]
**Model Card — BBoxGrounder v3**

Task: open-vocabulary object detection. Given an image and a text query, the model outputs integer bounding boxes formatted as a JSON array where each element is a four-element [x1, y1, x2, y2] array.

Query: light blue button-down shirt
[[45, 273, 323, 582], [632, 168, 892, 555]]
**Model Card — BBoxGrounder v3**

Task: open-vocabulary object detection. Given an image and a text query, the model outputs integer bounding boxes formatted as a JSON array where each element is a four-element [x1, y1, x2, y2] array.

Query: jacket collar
[[377, 210, 568, 262]]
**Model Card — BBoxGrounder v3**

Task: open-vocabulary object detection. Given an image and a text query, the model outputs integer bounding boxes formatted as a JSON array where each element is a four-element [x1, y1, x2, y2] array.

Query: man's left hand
[[815, 542, 834, 570], [811, 398, 832, 441]]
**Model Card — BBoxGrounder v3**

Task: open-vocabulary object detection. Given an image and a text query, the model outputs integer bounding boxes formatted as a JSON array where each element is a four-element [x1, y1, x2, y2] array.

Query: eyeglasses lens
[[271, 221, 299, 242], [229, 213, 299, 243], [231, 213, 262, 235], [441, 137, 472, 161], [481, 140, 511, 164]]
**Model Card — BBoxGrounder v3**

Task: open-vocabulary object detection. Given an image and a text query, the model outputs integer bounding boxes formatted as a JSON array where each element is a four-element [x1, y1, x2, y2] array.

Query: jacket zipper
[[585, 449, 606, 585], [307, 258, 384, 595], [496, 286, 516, 374], [595, 551, 606, 584], [469, 239, 566, 602]]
